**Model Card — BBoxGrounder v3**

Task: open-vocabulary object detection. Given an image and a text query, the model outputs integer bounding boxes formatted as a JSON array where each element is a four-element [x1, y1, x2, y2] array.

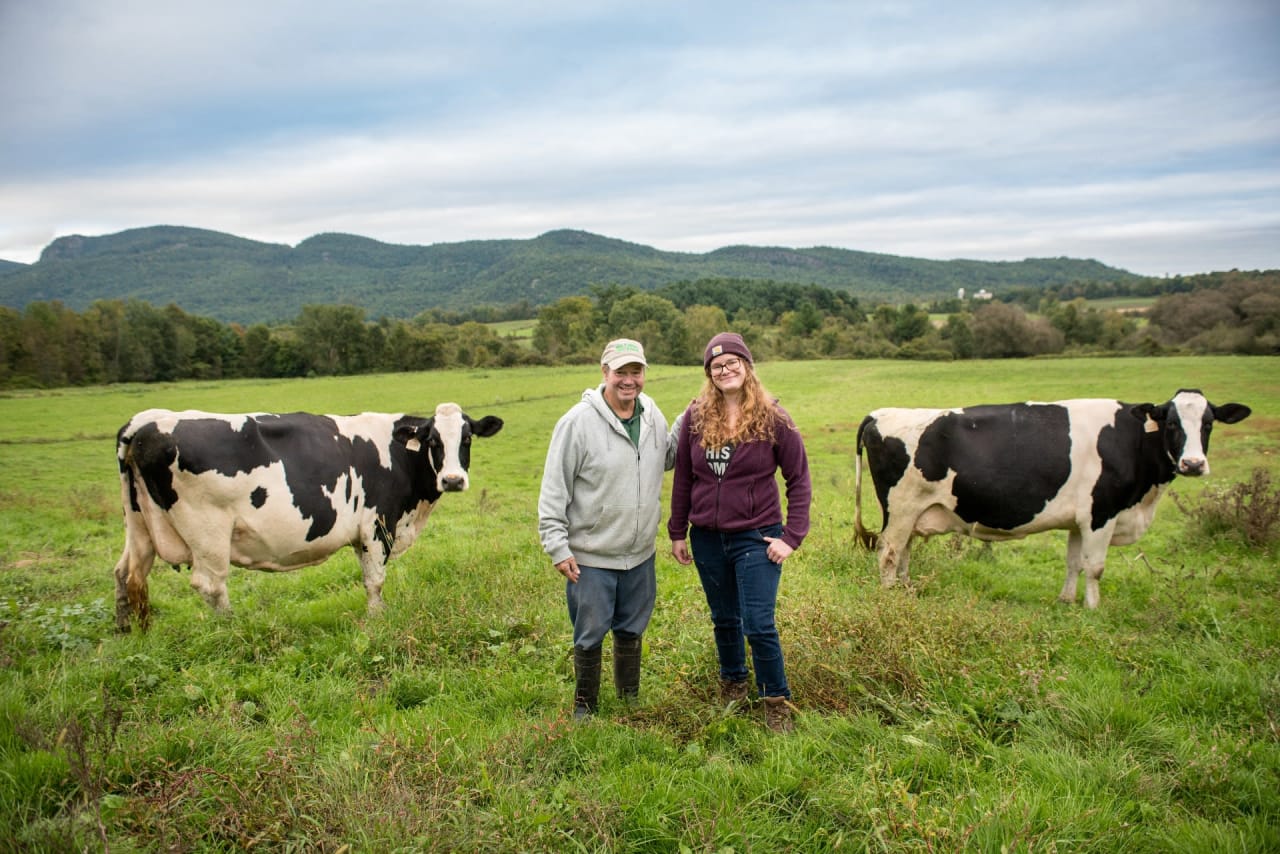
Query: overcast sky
[[2, 1, 1277, 276]]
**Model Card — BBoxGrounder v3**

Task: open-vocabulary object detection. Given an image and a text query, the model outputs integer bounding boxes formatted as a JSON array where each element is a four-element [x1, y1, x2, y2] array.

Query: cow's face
[[397, 403, 504, 493], [1135, 390, 1251, 476]]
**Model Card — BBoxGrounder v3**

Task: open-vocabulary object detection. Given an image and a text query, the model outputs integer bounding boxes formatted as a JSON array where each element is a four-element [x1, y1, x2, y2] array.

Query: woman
[[669, 332, 812, 732]]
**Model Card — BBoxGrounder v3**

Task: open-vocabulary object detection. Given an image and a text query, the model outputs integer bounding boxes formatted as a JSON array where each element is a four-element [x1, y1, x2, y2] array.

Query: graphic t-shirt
[[705, 443, 734, 479]]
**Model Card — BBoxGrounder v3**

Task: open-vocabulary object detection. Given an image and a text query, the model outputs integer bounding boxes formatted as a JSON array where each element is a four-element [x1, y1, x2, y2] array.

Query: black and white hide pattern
[[853, 389, 1250, 607], [113, 402, 503, 630]]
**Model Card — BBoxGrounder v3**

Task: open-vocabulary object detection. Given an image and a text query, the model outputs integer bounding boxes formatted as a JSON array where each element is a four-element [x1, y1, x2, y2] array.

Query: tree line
[[1, 272, 1275, 389]]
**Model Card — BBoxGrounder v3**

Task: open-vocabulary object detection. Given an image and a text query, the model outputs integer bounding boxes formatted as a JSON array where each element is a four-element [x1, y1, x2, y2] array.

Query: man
[[538, 339, 676, 718]]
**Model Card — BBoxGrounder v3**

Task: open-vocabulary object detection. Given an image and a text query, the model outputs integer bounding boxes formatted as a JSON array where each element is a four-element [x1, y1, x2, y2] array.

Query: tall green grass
[[1, 357, 1277, 851]]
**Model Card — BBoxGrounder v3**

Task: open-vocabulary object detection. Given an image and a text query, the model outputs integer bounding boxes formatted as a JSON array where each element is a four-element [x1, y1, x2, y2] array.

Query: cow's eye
[[462, 435, 472, 445]]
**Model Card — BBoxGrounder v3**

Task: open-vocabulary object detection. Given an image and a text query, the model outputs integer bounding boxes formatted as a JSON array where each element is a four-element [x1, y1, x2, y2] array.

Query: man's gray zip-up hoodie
[[539, 387, 676, 569]]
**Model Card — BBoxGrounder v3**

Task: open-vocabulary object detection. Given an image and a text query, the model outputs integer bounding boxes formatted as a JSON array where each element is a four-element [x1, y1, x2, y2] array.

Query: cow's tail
[[114, 421, 146, 631], [116, 422, 145, 507], [854, 415, 878, 551], [116, 422, 134, 470]]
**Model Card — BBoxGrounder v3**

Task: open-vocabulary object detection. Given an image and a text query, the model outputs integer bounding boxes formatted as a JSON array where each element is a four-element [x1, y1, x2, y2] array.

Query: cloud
[[1, 0, 1277, 275]]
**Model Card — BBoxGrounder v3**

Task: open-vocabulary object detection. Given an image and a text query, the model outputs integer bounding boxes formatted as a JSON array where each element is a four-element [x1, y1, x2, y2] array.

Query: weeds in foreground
[[9, 688, 123, 852], [1171, 467, 1280, 548]]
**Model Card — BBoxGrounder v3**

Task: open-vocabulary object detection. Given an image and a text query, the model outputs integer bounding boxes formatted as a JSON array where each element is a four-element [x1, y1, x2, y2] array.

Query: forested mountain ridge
[[0, 225, 1140, 324]]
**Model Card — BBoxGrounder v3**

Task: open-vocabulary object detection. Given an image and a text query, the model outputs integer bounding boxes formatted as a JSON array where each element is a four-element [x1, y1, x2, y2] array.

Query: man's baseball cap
[[601, 338, 648, 370]]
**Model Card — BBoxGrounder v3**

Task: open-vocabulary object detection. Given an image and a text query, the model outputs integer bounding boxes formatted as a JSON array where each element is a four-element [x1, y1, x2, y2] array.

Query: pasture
[[1084, 296, 1156, 313], [1, 356, 1278, 851], [488, 318, 538, 346]]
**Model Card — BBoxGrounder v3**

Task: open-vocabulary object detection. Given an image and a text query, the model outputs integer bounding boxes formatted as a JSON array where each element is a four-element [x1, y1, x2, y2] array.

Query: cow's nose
[[440, 474, 467, 492], [1179, 458, 1206, 476]]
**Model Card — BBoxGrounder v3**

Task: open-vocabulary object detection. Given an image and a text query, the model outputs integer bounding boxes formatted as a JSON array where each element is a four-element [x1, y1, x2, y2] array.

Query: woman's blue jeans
[[689, 524, 791, 699]]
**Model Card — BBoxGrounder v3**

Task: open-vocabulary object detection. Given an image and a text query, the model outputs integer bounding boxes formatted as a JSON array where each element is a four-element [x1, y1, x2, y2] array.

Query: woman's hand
[[671, 539, 693, 565], [763, 536, 793, 564]]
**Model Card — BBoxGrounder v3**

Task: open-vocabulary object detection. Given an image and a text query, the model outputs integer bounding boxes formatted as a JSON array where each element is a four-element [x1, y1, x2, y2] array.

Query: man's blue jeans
[[689, 524, 791, 699], [566, 553, 656, 650]]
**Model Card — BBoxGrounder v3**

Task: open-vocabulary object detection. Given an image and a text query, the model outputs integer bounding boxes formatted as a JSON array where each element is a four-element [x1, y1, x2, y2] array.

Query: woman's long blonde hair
[[690, 361, 783, 450]]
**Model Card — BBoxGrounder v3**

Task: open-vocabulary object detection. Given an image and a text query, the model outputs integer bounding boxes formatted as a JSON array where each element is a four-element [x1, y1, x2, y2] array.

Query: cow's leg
[[113, 553, 131, 630], [877, 518, 916, 587], [1079, 531, 1111, 609], [897, 539, 913, 584], [356, 544, 387, 613], [1059, 530, 1083, 604], [114, 515, 156, 632], [187, 549, 232, 613], [113, 530, 154, 632], [169, 509, 234, 613], [877, 540, 899, 587]]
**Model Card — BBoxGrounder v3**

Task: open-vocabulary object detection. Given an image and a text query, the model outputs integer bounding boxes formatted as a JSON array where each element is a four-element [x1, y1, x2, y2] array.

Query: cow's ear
[[1213, 402, 1251, 424], [469, 415, 504, 438], [1129, 402, 1161, 423], [393, 420, 433, 448], [1130, 403, 1165, 434], [392, 424, 416, 446]]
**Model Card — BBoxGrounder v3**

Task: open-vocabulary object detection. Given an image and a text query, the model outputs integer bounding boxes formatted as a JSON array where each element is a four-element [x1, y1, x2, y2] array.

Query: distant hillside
[[0, 225, 1141, 324]]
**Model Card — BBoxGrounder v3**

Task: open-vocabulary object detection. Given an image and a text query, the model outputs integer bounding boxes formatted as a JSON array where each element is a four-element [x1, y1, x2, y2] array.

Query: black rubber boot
[[573, 645, 602, 719], [613, 632, 643, 701]]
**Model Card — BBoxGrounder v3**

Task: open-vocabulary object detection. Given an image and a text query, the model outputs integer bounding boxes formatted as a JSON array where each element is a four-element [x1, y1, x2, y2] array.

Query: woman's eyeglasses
[[710, 357, 743, 377]]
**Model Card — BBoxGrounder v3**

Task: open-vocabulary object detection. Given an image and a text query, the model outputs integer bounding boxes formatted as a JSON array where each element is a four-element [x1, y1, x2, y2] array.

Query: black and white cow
[[114, 402, 503, 630], [853, 389, 1250, 607]]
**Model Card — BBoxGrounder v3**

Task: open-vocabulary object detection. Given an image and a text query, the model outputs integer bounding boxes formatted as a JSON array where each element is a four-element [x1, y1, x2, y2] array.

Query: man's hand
[[555, 556, 581, 583]]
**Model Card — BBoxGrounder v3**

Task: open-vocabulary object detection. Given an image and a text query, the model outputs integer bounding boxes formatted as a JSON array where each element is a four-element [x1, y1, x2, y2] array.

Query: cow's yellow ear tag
[[1144, 418, 1159, 433]]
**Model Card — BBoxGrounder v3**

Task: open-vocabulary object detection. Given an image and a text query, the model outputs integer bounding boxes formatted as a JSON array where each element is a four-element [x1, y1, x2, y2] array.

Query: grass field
[[487, 318, 538, 346], [2, 356, 1278, 851], [1084, 296, 1157, 313]]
